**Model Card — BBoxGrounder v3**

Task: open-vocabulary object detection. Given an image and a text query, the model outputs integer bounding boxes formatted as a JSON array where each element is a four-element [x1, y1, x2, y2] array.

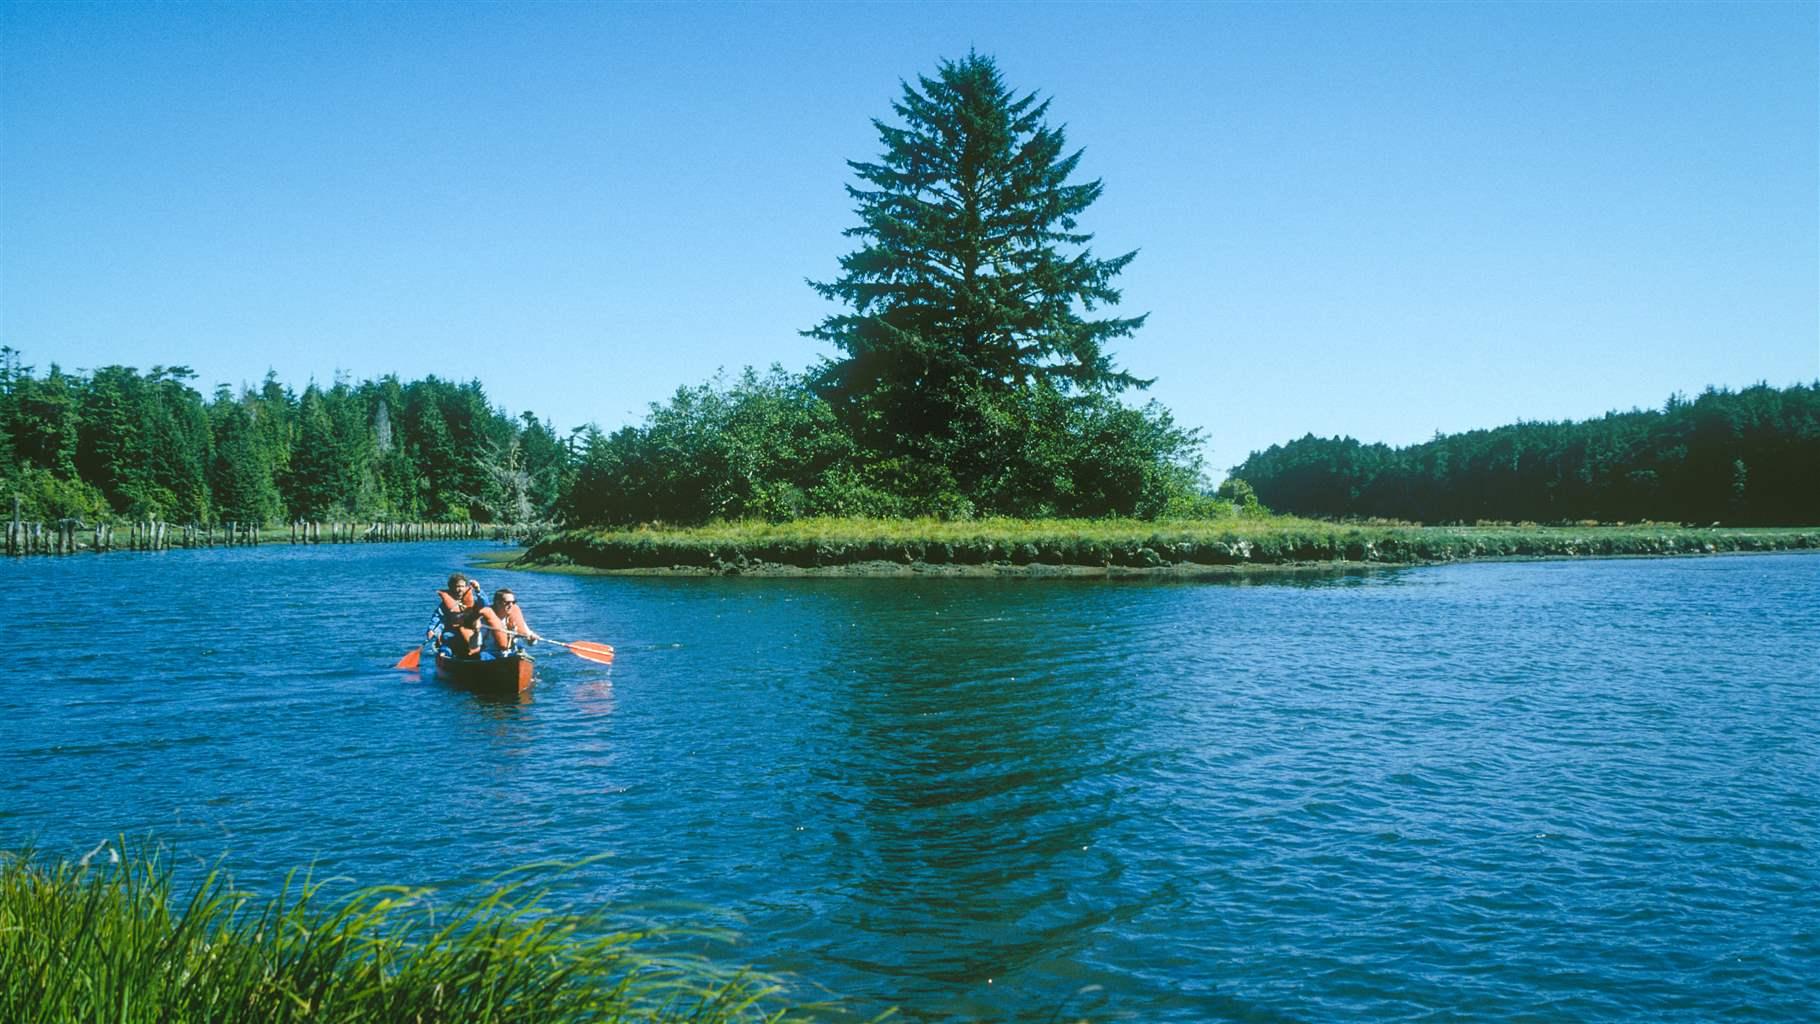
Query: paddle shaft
[[504, 628, 614, 664]]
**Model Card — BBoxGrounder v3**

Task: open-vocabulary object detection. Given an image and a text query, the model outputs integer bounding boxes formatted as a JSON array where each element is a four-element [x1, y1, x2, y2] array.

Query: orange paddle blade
[[394, 647, 422, 670], [563, 641, 615, 666]]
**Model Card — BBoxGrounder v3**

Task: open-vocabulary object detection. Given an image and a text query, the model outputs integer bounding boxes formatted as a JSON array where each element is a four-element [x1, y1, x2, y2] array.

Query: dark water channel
[[6, 543, 1818, 1021]]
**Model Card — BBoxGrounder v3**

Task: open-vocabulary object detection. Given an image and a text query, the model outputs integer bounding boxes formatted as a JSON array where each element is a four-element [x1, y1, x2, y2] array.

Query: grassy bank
[[0, 844, 836, 1024], [520, 517, 1820, 575]]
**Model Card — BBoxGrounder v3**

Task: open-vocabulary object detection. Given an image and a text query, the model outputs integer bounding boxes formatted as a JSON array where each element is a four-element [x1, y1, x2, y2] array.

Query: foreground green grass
[[524, 516, 1819, 573], [0, 844, 836, 1024]]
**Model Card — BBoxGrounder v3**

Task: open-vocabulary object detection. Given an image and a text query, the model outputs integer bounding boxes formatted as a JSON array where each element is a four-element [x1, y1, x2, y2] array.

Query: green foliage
[[1, 349, 80, 478], [1233, 383, 1820, 525], [558, 367, 1206, 527], [805, 53, 1159, 512], [0, 842, 831, 1023], [74, 365, 211, 520], [208, 395, 283, 525], [1214, 477, 1262, 515], [565, 367, 851, 525], [0, 354, 567, 527], [2, 467, 110, 522]]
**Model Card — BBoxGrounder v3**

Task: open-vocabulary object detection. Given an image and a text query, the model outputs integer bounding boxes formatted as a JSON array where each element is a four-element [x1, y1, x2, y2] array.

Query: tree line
[[1231, 383, 1820, 525], [0, 348, 570, 526]]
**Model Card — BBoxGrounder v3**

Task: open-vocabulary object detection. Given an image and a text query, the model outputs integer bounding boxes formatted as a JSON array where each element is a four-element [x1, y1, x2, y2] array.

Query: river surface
[[7, 543, 1818, 1021]]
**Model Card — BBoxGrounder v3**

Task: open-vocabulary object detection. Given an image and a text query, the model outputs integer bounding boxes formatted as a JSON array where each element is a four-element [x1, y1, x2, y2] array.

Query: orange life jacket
[[437, 588, 479, 630]]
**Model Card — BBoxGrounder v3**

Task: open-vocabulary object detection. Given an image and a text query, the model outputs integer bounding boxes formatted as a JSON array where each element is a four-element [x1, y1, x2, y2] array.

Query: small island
[[517, 517, 1818, 578]]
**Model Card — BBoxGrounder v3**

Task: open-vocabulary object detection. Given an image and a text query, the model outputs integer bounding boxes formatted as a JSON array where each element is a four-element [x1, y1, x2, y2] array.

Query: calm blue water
[[8, 543, 1818, 1021]]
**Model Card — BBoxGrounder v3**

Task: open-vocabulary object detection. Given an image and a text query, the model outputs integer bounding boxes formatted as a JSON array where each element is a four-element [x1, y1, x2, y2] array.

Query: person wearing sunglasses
[[476, 587, 541, 660]]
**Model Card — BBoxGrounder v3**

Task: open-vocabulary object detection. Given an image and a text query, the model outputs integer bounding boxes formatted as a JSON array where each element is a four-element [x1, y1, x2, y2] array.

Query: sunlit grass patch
[[0, 842, 844, 1023]]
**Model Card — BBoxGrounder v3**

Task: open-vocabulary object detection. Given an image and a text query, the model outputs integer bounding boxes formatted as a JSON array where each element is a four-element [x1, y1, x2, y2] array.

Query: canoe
[[433, 650, 535, 695]]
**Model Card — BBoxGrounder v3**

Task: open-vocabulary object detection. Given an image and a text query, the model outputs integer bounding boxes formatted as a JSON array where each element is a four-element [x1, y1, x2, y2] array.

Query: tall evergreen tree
[[146, 366, 212, 523], [284, 386, 343, 519], [5, 360, 80, 478], [76, 366, 157, 514], [209, 395, 282, 525], [807, 53, 1148, 484]]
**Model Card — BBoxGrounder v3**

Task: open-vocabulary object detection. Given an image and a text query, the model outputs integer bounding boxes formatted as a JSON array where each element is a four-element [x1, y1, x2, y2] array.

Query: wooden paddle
[[553, 639, 615, 665], [501, 628, 614, 666], [394, 646, 423, 670]]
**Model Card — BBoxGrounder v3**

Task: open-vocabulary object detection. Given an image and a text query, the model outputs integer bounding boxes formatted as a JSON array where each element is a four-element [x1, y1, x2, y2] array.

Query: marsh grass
[[0, 843, 837, 1023], [525, 516, 1818, 572]]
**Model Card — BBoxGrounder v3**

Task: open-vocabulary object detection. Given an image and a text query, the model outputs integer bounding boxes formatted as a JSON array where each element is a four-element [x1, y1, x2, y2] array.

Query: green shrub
[[5, 467, 110, 521]]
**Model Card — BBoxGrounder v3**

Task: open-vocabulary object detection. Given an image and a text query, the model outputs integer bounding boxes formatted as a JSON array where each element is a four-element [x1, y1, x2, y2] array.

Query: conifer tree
[[807, 53, 1148, 476], [209, 397, 281, 525]]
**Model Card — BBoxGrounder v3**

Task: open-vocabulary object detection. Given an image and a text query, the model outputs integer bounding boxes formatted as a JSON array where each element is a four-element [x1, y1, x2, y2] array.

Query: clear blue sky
[[3, 1, 1815, 477]]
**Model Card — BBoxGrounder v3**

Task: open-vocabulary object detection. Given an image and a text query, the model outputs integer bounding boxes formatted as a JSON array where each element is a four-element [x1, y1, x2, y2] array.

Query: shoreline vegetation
[[516, 518, 1820, 578], [0, 843, 840, 1024]]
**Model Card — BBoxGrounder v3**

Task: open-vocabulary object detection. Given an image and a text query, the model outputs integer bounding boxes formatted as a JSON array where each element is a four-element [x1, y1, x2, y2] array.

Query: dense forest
[[1232, 383, 1820, 525], [0, 348, 571, 525]]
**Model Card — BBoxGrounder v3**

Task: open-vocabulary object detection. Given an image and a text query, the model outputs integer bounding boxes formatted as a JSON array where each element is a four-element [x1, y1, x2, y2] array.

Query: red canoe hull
[[433, 651, 535, 695]]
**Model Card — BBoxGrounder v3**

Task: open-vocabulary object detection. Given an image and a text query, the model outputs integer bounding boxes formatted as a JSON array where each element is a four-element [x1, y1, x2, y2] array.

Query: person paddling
[[477, 587, 540, 660], [436, 572, 484, 657]]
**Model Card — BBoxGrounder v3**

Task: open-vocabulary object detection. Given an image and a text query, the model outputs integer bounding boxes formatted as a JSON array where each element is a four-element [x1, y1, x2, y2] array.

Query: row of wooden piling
[[4, 514, 540, 556]]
